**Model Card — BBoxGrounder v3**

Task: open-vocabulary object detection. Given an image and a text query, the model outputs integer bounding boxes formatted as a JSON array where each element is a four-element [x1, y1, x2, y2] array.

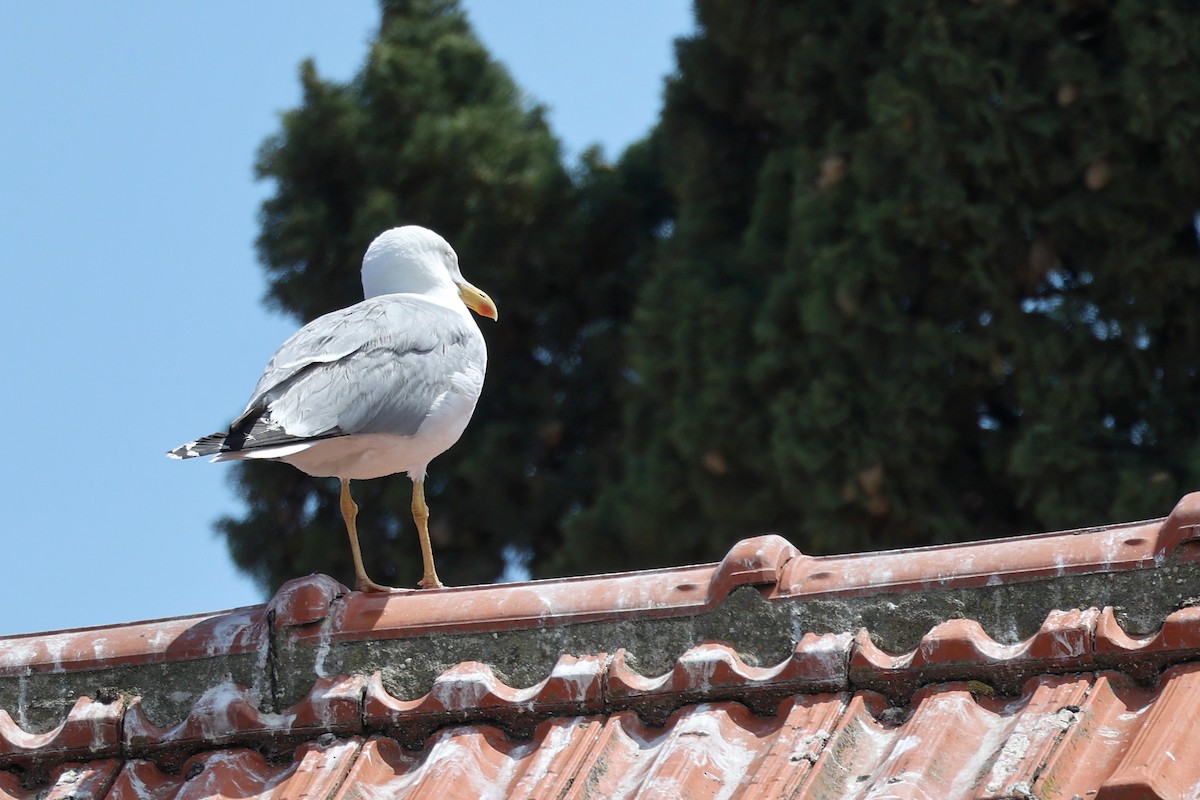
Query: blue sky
[[0, 2, 693, 635]]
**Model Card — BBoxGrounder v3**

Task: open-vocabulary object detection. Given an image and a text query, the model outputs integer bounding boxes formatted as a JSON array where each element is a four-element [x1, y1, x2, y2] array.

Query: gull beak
[[458, 281, 499, 322]]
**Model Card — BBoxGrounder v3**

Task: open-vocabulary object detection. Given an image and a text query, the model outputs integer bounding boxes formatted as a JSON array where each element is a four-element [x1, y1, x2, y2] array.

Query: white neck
[[362, 261, 450, 299], [361, 239, 455, 300]]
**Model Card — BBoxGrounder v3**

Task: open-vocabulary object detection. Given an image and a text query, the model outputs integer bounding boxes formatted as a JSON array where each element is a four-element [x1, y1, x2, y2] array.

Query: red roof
[[3, 494, 1200, 798]]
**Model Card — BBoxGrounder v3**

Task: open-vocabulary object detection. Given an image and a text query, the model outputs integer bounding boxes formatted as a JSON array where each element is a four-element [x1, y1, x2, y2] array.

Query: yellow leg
[[340, 478, 392, 593], [412, 480, 444, 589]]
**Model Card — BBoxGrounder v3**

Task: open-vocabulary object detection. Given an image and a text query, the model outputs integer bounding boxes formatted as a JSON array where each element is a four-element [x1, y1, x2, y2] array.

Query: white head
[[361, 226, 498, 320]]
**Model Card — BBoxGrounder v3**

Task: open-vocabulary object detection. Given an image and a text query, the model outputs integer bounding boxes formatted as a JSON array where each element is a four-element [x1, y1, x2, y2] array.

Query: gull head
[[361, 226, 498, 321]]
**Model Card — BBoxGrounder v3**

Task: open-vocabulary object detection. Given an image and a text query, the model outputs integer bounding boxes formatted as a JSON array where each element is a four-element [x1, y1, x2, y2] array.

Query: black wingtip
[[167, 433, 229, 460]]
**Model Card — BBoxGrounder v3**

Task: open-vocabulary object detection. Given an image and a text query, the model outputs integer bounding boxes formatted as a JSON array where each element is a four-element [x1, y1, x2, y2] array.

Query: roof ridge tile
[[4, 509, 1199, 675], [706, 535, 801, 604], [267, 574, 349, 630], [1153, 491, 1200, 557]]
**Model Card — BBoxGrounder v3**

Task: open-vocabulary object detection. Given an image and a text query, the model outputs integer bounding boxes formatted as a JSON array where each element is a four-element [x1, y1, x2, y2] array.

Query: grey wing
[[240, 297, 484, 441]]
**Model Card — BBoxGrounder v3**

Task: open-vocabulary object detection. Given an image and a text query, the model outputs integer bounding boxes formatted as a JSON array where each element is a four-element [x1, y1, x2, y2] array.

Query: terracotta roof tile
[[2, 670, 1199, 797], [0, 696, 122, 766], [4, 494, 1200, 797]]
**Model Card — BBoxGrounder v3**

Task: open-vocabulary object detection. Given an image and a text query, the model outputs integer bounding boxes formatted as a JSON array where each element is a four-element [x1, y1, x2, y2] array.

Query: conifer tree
[[565, 0, 1200, 570], [226, 0, 1200, 588]]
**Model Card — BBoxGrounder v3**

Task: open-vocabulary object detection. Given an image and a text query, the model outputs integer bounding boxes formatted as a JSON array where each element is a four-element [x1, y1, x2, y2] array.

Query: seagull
[[169, 226, 497, 592]]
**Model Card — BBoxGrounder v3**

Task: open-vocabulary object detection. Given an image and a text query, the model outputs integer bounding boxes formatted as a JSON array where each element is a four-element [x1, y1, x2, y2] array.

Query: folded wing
[[170, 296, 484, 458]]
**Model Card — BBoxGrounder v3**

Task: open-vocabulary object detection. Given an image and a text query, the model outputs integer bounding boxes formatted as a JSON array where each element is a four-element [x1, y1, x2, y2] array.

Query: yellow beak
[[457, 281, 499, 321]]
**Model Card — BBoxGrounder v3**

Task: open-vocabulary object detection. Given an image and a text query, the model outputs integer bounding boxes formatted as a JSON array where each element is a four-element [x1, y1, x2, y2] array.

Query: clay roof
[[4, 494, 1200, 798]]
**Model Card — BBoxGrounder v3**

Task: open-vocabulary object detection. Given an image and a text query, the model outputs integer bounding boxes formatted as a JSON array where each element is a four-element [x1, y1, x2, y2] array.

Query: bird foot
[[355, 577, 406, 593], [417, 575, 444, 590]]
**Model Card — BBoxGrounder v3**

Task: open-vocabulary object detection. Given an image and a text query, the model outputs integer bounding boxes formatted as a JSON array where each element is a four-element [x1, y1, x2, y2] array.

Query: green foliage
[[569, 0, 1200, 568], [224, 0, 1200, 592]]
